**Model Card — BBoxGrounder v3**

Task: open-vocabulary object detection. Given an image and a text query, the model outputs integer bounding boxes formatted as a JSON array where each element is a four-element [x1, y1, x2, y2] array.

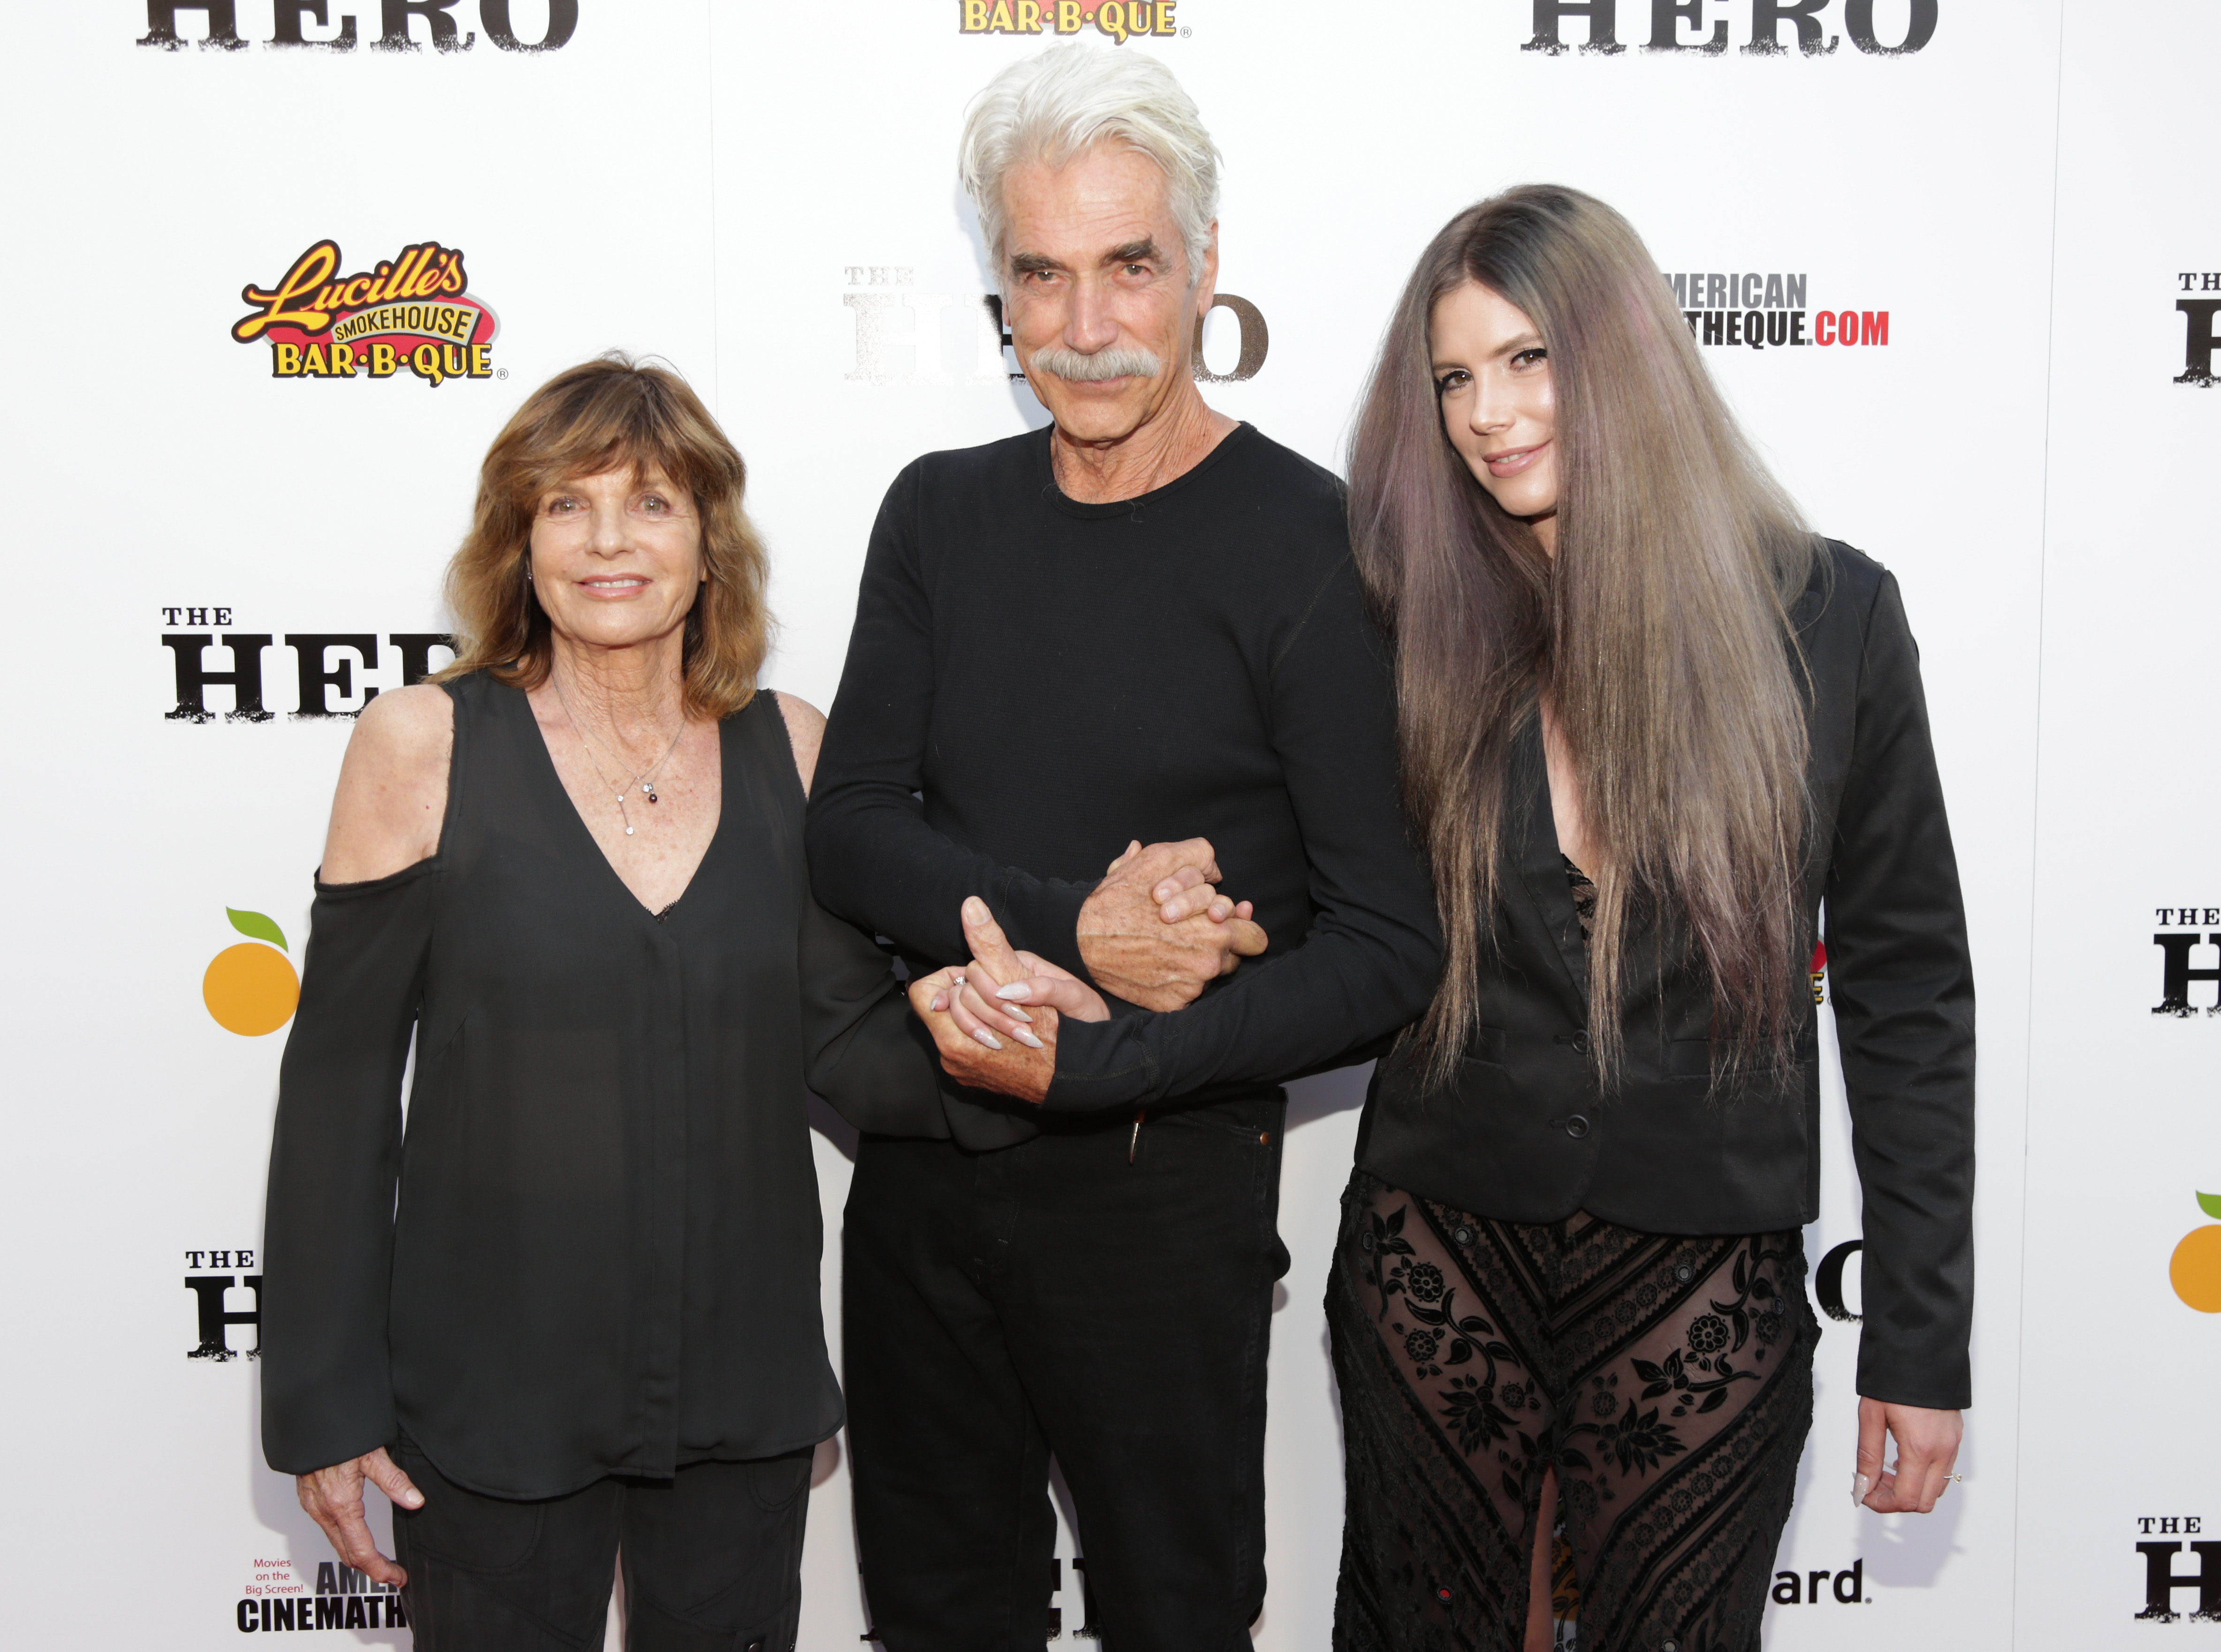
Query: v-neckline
[[1509, 713, 1592, 1021], [515, 682, 730, 921]]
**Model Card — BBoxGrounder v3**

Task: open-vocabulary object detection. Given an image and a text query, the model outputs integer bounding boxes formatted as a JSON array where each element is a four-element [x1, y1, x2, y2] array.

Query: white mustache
[[1029, 345, 1164, 382]]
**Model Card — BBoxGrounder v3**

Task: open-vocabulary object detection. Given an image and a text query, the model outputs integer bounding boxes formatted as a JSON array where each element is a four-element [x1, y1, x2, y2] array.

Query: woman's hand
[[1855, 1399, 1962, 1514], [908, 898, 1110, 1102], [297, 1447, 424, 1588]]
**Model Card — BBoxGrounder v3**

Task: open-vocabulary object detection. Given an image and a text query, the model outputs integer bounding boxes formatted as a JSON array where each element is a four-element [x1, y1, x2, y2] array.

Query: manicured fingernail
[[1002, 1005, 1033, 1024], [1014, 1030, 1044, 1049], [1851, 1472, 1870, 1508], [963, 896, 989, 925], [972, 1028, 1003, 1051], [995, 983, 1030, 1001]]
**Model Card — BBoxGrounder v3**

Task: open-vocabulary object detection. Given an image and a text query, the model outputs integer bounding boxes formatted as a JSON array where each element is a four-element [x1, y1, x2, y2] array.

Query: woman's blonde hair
[[438, 353, 770, 720], [1349, 186, 1818, 1088]]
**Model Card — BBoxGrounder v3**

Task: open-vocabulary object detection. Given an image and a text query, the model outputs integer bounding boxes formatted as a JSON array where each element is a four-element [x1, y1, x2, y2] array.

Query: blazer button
[[1570, 1031, 1590, 1055], [1565, 1114, 1591, 1139]]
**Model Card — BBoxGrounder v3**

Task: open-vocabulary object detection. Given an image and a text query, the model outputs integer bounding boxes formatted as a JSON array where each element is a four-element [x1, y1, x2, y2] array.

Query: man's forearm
[[1045, 917, 1440, 1111], [805, 781, 1094, 974]]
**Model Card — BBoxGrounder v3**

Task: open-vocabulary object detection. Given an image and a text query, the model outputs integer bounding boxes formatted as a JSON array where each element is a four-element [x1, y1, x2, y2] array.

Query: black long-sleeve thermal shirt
[[806, 423, 1441, 1137]]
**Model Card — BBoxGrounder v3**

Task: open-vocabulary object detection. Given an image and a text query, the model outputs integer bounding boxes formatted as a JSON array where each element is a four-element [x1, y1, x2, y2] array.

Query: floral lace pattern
[[1562, 856, 1598, 940], [1328, 1170, 1817, 1652]]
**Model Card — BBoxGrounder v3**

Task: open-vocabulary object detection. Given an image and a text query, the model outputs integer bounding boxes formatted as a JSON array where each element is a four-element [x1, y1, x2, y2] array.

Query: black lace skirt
[[1326, 1170, 1818, 1652]]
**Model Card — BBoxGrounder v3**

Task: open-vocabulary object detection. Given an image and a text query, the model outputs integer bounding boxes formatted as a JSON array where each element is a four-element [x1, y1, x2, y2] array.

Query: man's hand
[[297, 1447, 423, 1588], [910, 899, 1109, 1103], [1077, 839, 1268, 1010], [1855, 1399, 1962, 1514]]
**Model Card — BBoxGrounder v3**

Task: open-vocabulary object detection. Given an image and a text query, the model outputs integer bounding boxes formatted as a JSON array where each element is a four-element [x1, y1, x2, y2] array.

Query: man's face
[[999, 143, 1217, 447]]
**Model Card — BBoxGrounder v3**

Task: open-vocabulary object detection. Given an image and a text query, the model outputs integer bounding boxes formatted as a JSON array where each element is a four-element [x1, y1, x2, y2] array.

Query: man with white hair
[[806, 44, 1439, 1649]]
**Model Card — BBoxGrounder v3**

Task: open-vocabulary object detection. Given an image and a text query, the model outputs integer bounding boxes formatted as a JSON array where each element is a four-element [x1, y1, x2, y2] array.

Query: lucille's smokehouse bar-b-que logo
[[233, 240, 498, 387], [960, 0, 1183, 42]]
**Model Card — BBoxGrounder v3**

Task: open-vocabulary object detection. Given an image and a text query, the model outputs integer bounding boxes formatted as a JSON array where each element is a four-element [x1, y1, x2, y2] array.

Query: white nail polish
[[1002, 1004, 1033, 1023], [973, 1028, 1003, 1051], [1015, 1030, 1044, 1049], [995, 983, 1029, 1000], [1851, 1472, 1870, 1509]]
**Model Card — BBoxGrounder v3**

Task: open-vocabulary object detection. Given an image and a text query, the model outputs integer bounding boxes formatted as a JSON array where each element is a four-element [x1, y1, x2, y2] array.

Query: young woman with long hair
[[1330, 187, 1974, 1652]]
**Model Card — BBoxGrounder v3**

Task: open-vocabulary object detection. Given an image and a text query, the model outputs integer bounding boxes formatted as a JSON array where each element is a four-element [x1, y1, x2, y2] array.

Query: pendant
[[644, 785, 658, 803], [624, 826, 635, 835]]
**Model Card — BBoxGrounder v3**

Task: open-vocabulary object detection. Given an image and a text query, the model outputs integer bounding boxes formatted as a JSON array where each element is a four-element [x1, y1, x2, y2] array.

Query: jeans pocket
[[392, 1442, 546, 1573], [745, 1449, 813, 1514], [1157, 1092, 1288, 1142]]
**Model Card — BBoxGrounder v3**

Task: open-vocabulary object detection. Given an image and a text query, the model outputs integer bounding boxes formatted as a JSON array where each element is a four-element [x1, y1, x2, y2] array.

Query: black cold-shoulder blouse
[[258, 673, 941, 1499]]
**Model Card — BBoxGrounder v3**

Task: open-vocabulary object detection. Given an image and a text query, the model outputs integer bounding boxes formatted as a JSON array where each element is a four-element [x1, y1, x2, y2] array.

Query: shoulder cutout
[[770, 690, 826, 796], [321, 684, 455, 884]]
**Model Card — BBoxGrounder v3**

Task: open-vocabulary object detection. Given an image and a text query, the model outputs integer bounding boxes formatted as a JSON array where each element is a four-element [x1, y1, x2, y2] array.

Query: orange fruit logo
[[203, 909, 300, 1037], [2170, 1192, 2221, 1313]]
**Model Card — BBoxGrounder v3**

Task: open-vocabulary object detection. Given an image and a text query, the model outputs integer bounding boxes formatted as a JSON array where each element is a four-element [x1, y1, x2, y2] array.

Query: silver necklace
[[550, 673, 686, 838]]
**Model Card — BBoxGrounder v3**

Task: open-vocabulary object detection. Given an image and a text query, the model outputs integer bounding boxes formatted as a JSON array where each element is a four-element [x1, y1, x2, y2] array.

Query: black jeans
[[843, 1094, 1290, 1652], [390, 1436, 812, 1651]]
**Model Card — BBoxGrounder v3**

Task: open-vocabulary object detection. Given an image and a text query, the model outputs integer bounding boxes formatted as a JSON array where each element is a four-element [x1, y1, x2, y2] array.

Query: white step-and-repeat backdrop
[[0, 2, 2212, 1646]]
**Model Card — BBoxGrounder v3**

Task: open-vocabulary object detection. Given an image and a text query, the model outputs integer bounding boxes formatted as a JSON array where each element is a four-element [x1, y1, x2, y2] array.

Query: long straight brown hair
[[438, 354, 771, 720], [1349, 186, 1818, 1086]]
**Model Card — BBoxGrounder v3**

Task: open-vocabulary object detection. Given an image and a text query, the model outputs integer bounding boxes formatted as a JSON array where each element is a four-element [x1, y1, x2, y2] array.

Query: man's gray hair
[[958, 43, 1222, 280]]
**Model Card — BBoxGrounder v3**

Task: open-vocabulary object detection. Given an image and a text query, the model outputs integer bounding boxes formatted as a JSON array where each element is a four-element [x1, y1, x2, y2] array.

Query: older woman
[[258, 355, 936, 1651], [1327, 187, 1974, 1652]]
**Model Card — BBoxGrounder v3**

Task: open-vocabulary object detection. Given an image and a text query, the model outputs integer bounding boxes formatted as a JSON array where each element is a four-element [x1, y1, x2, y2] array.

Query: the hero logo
[[2178, 272, 2221, 387], [1524, 0, 1936, 56], [138, 0, 576, 52], [2153, 910, 2221, 1017]]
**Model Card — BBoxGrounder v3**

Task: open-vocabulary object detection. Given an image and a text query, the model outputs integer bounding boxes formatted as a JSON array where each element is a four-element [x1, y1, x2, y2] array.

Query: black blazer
[[1357, 541, 1975, 1410]]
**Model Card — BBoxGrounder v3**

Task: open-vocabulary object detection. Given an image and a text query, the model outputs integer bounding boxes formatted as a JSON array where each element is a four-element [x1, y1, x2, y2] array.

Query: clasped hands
[[907, 839, 1267, 1104]]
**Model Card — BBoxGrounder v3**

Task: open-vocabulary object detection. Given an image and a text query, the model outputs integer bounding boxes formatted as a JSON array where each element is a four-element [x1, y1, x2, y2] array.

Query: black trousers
[[390, 1436, 813, 1651], [843, 1095, 1290, 1652]]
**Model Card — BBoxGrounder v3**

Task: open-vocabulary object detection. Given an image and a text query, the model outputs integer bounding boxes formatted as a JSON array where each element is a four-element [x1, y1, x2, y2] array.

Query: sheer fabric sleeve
[[1825, 570, 1978, 1411], [799, 894, 949, 1139], [259, 863, 434, 1475]]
